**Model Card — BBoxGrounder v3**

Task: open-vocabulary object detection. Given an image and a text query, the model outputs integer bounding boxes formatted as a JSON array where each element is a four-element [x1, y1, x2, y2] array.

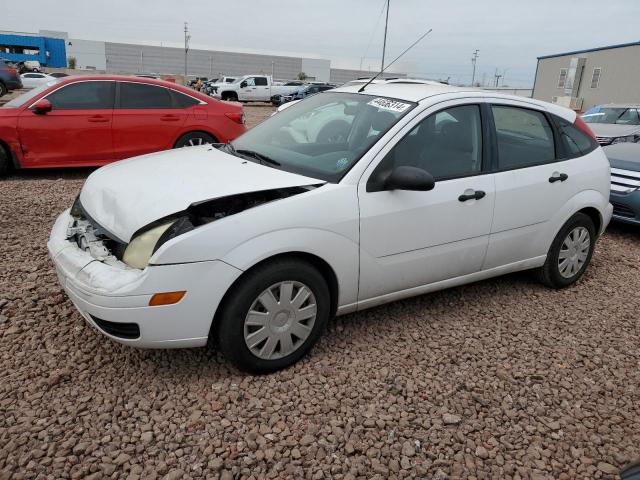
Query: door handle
[[160, 115, 180, 122], [88, 115, 109, 123], [458, 190, 486, 202], [549, 173, 568, 183]]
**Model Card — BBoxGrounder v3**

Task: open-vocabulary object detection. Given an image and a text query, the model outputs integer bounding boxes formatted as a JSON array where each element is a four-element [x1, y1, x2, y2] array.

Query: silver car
[[582, 104, 640, 146]]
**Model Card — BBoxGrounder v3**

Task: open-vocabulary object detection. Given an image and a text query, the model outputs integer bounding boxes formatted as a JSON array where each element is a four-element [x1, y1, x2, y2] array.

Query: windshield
[[3, 79, 60, 108], [582, 107, 640, 125], [231, 92, 416, 182]]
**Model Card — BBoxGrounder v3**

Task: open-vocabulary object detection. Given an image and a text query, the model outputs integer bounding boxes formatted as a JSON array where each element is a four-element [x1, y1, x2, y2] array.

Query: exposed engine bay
[[66, 185, 316, 264]]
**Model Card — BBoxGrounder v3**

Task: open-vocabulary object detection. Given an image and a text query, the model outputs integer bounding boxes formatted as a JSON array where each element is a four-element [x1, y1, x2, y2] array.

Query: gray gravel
[[1, 105, 640, 479]]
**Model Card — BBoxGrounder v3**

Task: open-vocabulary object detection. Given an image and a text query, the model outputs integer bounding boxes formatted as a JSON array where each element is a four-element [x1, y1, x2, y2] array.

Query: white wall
[[301, 58, 330, 82], [67, 39, 106, 70]]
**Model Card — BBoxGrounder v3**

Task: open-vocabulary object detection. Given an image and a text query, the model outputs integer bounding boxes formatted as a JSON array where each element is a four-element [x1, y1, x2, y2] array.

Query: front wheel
[[0, 83, 7, 97], [174, 132, 216, 148], [216, 259, 331, 373], [535, 212, 596, 289]]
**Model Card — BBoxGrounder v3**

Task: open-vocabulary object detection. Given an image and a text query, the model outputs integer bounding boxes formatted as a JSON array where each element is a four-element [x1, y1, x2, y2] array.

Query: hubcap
[[184, 137, 208, 147], [244, 281, 317, 360], [558, 226, 590, 279]]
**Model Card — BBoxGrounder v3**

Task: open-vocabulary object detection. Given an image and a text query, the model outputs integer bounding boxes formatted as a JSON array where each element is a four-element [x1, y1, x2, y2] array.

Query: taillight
[[574, 115, 597, 140], [225, 112, 245, 124]]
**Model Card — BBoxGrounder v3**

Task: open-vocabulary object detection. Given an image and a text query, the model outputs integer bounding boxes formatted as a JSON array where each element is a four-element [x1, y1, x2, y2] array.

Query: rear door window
[[492, 106, 555, 170], [119, 82, 173, 109], [45, 81, 115, 110], [255, 77, 268, 86]]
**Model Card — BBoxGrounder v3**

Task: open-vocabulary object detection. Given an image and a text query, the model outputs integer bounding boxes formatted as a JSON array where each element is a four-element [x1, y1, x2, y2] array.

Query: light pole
[[471, 49, 479, 86], [381, 0, 390, 71], [184, 22, 190, 84]]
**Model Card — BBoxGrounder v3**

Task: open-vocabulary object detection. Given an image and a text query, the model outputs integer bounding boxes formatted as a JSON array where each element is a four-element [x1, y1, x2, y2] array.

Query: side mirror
[[386, 166, 435, 191], [240, 81, 247, 88], [32, 98, 52, 114]]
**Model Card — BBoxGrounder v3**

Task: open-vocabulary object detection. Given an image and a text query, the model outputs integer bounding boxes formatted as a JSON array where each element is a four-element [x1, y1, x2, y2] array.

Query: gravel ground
[[1, 104, 640, 479]]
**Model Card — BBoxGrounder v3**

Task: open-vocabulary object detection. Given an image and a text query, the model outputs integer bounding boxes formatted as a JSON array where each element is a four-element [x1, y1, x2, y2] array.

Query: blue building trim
[[538, 41, 640, 60], [0, 34, 67, 67]]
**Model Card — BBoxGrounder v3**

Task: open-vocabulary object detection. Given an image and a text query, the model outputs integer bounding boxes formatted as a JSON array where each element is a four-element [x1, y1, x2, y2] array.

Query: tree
[[297, 72, 308, 81], [67, 57, 77, 69]]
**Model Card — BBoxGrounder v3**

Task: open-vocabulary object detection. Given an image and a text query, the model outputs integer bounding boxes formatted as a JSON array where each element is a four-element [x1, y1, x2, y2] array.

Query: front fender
[[221, 228, 359, 310]]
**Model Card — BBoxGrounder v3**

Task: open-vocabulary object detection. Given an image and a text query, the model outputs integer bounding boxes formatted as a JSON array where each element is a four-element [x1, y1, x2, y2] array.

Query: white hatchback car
[[49, 83, 612, 372]]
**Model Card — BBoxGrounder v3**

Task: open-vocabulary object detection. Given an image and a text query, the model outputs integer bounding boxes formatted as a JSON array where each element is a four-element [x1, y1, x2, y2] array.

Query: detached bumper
[[610, 191, 640, 226], [48, 210, 243, 348]]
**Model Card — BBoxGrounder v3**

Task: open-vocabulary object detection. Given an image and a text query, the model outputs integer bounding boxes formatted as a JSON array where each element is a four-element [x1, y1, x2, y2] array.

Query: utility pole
[[494, 68, 503, 88], [381, 0, 390, 71], [184, 22, 190, 84], [471, 49, 479, 86], [140, 51, 144, 73], [271, 61, 275, 80], [209, 56, 213, 77]]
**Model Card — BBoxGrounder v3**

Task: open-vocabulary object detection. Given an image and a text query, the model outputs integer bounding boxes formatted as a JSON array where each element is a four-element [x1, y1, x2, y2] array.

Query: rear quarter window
[[171, 90, 200, 108], [554, 116, 599, 157]]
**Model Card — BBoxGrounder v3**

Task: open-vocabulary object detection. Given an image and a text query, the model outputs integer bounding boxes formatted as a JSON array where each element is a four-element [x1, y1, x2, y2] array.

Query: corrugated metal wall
[[105, 42, 303, 79]]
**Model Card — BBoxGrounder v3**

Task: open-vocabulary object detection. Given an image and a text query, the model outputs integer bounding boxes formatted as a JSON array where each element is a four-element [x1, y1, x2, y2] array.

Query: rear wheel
[[0, 144, 11, 177], [216, 259, 331, 373], [174, 132, 216, 148], [535, 212, 596, 288]]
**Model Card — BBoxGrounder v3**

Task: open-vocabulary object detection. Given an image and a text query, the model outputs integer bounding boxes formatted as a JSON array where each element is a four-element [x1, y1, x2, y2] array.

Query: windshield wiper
[[235, 149, 281, 167]]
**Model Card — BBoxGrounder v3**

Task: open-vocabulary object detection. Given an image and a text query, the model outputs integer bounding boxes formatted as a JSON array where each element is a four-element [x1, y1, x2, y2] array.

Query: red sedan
[[0, 75, 246, 175]]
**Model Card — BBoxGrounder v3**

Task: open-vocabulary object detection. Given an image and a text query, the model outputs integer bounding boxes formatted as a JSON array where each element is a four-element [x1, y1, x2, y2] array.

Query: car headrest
[[440, 122, 473, 153], [372, 111, 397, 132]]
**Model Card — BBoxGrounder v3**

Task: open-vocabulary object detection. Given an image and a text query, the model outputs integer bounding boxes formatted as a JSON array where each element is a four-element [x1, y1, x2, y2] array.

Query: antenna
[[358, 28, 433, 93]]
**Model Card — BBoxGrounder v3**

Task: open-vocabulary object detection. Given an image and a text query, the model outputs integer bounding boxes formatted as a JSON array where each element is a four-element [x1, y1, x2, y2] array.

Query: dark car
[[604, 143, 640, 225], [0, 59, 22, 97], [49, 72, 70, 78], [271, 83, 336, 106]]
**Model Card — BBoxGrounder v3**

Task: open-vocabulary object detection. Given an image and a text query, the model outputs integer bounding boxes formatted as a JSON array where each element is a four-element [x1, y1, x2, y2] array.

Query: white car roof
[[332, 83, 576, 122]]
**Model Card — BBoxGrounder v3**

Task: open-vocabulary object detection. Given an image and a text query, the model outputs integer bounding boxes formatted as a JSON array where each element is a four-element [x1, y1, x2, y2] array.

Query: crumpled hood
[[588, 123, 640, 139], [79, 146, 324, 242]]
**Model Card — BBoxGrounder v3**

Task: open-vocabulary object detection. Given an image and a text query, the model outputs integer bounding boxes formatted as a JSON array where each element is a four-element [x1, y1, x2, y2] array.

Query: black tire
[[535, 212, 596, 289], [216, 259, 331, 373], [0, 82, 7, 98], [221, 92, 238, 102], [0, 144, 11, 177], [174, 132, 216, 148]]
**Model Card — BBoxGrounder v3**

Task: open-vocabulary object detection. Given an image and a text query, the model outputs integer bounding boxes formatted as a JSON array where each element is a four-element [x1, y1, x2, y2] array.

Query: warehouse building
[[532, 41, 640, 112], [1, 30, 402, 84], [0, 32, 66, 67]]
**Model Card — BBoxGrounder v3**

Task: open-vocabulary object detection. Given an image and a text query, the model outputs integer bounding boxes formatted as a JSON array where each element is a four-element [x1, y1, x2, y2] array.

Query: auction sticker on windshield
[[368, 98, 411, 113]]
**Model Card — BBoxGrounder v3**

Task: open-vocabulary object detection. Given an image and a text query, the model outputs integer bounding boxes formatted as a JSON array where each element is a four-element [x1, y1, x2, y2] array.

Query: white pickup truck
[[213, 75, 302, 102]]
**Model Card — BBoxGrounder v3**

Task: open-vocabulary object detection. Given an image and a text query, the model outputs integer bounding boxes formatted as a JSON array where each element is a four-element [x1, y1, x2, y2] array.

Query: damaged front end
[[69, 186, 317, 270]]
